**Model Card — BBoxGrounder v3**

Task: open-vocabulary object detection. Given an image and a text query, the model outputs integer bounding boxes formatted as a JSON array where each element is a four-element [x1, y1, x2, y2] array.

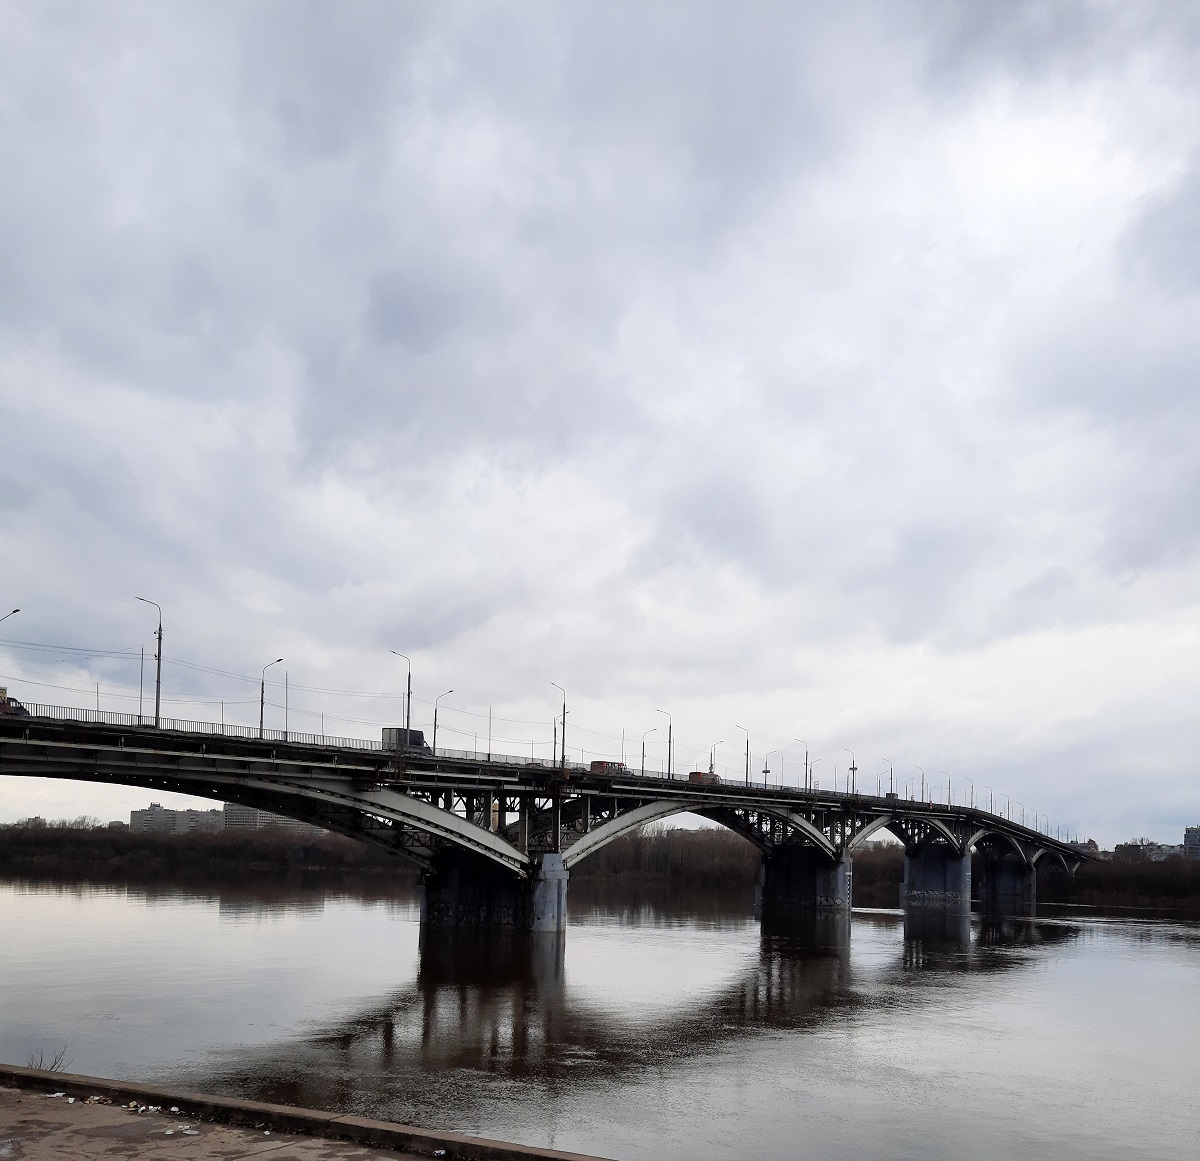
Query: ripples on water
[[0, 878, 1196, 1160]]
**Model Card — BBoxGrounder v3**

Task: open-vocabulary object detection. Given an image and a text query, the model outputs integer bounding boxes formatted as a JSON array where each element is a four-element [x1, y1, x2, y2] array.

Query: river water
[[0, 877, 1196, 1160]]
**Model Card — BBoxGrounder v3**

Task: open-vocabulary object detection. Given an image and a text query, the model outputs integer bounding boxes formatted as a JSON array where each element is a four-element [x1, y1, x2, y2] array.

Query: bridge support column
[[977, 853, 1035, 916], [757, 846, 851, 946], [421, 849, 568, 934], [900, 844, 971, 911]]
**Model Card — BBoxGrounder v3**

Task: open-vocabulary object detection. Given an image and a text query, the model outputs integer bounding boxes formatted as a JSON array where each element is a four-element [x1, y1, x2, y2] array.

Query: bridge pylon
[[421, 848, 569, 933]]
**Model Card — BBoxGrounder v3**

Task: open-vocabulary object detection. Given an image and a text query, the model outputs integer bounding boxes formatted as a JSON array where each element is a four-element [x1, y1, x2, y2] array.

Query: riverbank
[[0, 1064, 609, 1161], [3, 820, 1198, 911]]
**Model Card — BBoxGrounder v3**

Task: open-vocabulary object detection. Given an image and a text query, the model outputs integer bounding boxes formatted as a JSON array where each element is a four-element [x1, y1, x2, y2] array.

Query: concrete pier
[[422, 849, 568, 933], [900, 844, 971, 911], [976, 852, 1036, 915], [757, 846, 852, 946]]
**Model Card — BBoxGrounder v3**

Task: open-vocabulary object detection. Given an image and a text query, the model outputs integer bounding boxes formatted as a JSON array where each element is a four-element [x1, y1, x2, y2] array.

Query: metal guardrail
[[18, 702, 382, 751], [12, 702, 589, 770]]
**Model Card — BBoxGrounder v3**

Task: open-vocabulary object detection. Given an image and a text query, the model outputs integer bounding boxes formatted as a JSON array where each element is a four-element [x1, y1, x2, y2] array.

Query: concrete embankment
[[0, 1064, 611, 1161]]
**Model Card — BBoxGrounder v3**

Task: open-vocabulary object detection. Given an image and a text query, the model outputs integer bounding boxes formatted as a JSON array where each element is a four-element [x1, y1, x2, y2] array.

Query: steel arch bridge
[[0, 708, 1085, 929]]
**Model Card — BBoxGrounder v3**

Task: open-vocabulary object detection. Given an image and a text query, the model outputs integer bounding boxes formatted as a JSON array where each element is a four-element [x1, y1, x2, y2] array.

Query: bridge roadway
[[0, 708, 1084, 935]]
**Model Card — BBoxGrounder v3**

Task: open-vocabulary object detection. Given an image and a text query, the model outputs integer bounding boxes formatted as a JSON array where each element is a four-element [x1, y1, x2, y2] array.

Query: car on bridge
[[382, 727, 432, 752], [689, 770, 721, 785], [0, 688, 29, 718], [589, 760, 627, 775]]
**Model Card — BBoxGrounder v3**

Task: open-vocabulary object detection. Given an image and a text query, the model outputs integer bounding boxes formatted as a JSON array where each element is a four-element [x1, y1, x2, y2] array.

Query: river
[[0, 877, 1196, 1160]]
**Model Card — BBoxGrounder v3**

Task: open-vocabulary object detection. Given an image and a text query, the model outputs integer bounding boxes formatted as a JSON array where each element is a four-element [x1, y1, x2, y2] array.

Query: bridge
[[0, 702, 1085, 937]]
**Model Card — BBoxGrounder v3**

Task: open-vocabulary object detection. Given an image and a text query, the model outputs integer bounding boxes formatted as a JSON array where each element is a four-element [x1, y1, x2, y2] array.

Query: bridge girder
[[0, 717, 1087, 878]]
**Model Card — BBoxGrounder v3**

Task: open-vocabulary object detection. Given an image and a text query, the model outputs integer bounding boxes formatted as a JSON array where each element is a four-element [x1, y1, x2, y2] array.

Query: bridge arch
[[967, 827, 1030, 864], [8, 766, 528, 876], [562, 800, 837, 869], [1030, 846, 1072, 873], [845, 814, 895, 853]]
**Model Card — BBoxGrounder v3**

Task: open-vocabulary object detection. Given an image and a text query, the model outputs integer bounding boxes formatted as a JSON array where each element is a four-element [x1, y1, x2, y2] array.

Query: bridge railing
[[19, 702, 384, 752], [16, 702, 586, 769]]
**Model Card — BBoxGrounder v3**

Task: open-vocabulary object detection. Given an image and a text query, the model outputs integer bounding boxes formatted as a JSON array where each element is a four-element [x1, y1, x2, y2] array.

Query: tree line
[[2, 818, 1197, 910]]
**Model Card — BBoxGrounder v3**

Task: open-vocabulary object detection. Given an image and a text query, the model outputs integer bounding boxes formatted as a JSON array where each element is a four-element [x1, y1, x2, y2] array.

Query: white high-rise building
[[221, 802, 321, 837]]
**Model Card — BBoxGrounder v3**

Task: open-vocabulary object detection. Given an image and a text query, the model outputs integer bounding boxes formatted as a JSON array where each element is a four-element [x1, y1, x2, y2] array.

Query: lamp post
[[842, 748, 857, 794], [735, 724, 749, 785], [551, 683, 567, 770], [795, 740, 808, 790], [957, 774, 974, 809], [915, 765, 925, 802], [943, 770, 953, 806], [259, 657, 283, 739], [810, 757, 823, 790], [763, 750, 778, 787], [390, 652, 412, 747], [709, 740, 723, 775], [983, 784, 994, 814], [433, 689, 454, 754], [655, 709, 673, 778], [881, 758, 894, 796], [135, 597, 163, 728], [904, 776, 915, 800], [641, 727, 657, 776], [0, 608, 18, 625]]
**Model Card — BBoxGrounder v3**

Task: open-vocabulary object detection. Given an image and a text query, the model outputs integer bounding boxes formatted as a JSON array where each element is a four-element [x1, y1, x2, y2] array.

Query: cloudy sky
[[1, 1, 1198, 846]]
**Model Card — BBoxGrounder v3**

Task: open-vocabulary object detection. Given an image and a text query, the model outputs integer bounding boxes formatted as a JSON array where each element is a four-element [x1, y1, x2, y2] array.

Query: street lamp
[[983, 784, 994, 814], [135, 598, 164, 729], [0, 608, 18, 625], [842, 748, 857, 794], [259, 657, 283, 739], [942, 770, 953, 806], [810, 757, 823, 789], [957, 774, 974, 809], [795, 740, 808, 790], [763, 750, 778, 787], [433, 689, 454, 754], [709, 740, 723, 775], [551, 683, 567, 770], [641, 727, 657, 777], [914, 765, 925, 802], [881, 758, 894, 796], [735, 724, 749, 785], [390, 652, 412, 748], [655, 709, 673, 778]]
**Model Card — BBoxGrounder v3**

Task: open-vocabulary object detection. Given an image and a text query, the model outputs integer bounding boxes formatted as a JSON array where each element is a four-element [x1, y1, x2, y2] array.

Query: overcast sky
[[1, 2, 1198, 846]]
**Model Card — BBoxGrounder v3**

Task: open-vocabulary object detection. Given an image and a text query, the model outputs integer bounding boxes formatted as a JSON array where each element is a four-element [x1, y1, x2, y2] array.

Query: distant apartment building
[[1185, 826, 1200, 859], [129, 802, 224, 834], [129, 801, 320, 837], [221, 802, 321, 837]]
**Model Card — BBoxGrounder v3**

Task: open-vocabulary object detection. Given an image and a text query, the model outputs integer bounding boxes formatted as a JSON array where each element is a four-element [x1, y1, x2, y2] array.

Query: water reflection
[[3, 877, 1194, 1161], [197, 903, 1086, 1125]]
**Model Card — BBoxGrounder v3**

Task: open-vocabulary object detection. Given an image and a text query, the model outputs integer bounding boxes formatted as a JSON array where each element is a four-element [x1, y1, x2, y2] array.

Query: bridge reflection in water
[[191, 891, 1079, 1122]]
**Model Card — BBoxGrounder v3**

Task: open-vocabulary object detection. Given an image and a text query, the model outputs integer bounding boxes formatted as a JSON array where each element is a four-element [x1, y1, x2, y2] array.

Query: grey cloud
[[1122, 161, 1200, 294], [368, 269, 468, 350]]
